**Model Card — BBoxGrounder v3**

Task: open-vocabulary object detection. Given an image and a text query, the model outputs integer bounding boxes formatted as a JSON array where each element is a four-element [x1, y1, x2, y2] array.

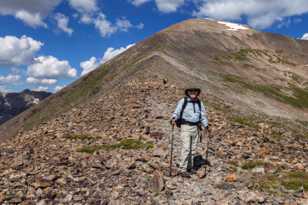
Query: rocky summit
[[0, 19, 308, 204]]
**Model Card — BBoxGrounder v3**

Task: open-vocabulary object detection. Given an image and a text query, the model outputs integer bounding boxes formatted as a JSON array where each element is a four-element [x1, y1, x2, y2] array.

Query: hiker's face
[[188, 91, 199, 99]]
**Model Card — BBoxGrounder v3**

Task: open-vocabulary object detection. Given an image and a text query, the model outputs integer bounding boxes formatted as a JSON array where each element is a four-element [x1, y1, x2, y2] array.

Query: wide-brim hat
[[185, 87, 201, 96]]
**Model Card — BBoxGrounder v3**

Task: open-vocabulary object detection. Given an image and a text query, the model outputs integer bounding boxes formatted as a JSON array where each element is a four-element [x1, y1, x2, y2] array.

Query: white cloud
[[33, 86, 49, 92], [68, 0, 142, 37], [0, 0, 61, 28], [0, 35, 43, 66], [26, 77, 57, 85], [94, 13, 142, 37], [193, 0, 308, 29], [68, 0, 98, 14], [301, 33, 308, 40], [15, 10, 47, 28], [80, 57, 99, 76], [27, 56, 77, 79], [155, 0, 185, 13], [101, 44, 135, 63], [0, 74, 20, 84], [116, 18, 133, 32], [130, 0, 151, 6], [94, 13, 117, 37], [54, 13, 73, 35], [68, 0, 98, 25], [130, 0, 185, 12], [80, 43, 135, 76], [54, 85, 65, 92], [80, 14, 93, 24], [136, 22, 145, 29], [0, 86, 9, 93]]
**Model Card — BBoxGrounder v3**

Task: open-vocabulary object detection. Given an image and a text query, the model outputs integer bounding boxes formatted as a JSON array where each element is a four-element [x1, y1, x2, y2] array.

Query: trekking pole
[[189, 135, 193, 171], [204, 128, 211, 173], [198, 125, 203, 143], [169, 125, 175, 177]]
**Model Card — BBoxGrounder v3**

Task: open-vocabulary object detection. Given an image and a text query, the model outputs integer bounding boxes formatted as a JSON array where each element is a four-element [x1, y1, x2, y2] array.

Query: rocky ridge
[[0, 19, 308, 204], [0, 76, 307, 204]]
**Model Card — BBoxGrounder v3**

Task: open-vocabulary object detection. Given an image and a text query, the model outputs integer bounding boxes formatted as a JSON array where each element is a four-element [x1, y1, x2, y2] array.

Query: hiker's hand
[[203, 126, 209, 135], [170, 119, 176, 127]]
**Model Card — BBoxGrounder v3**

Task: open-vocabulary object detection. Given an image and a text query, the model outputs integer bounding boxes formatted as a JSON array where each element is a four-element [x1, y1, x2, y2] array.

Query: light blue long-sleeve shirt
[[172, 97, 208, 128]]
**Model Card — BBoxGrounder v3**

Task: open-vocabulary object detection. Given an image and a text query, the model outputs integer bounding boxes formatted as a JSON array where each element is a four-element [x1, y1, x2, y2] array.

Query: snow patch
[[218, 21, 249, 31], [4, 100, 11, 108], [32, 97, 40, 104]]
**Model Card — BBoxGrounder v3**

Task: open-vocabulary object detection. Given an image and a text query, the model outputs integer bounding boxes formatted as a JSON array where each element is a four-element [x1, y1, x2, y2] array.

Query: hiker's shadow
[[193, 155, 211, 170]]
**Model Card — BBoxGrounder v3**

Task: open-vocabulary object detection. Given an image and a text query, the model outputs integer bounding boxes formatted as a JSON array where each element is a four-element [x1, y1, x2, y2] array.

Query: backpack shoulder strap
[[179, 97, 188, 121], [197, 99, 202, 121]]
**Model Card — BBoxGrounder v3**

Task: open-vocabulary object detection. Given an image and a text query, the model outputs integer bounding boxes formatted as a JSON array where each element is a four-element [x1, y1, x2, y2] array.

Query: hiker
[[170, 87, 208, 177]]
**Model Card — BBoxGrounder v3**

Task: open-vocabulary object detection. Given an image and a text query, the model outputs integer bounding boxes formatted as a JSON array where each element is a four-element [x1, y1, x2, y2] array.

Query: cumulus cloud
[[0, 35, 43, 66], [0, 74, 20, 84], [116, 18, 133, 32], [94, 13, 117, 37], [130, 0, 151, 6], [193, 0, 308, 29], [301, 33, 308, 40], [0, 0, 61, 27], [81, 44, 135, 76], [80, 13, 93, 24], [33, 86, 49, 92], [101, 44, 135, 63], [130, 0, 185, 12], [54, 85, 65, 92], [26, 77, 57, 85], [15, 10, 47, 28], [27, 56, 77, 79], [155, 0, 185, 13], [68, 0, 98, 25], [54, 13, 74, 35], [68, 0, 142, 37], [0, 86, 9, 93], [68, 0, 98, 14], [136, 23, 145, 30], [80, 57, 99, 76], [94, 14, 143, 37]]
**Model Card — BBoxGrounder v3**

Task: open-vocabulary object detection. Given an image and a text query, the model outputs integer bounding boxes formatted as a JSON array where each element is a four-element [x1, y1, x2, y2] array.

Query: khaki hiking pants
[[179, 124, 199, 171]]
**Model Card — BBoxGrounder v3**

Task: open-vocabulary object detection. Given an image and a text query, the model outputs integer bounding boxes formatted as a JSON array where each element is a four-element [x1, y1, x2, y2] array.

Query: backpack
[[175, 97, 202, 128]]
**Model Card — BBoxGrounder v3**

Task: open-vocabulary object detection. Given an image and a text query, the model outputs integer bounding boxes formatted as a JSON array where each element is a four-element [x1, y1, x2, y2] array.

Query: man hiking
[[170, 87, 209, 177]]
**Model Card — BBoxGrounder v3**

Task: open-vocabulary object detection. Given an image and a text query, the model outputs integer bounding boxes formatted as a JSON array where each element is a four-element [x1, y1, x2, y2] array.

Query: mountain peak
[[162, 18, 253, 34]]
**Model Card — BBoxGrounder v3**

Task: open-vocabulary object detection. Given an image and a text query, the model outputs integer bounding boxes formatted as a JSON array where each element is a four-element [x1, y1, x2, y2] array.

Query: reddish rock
[[151, 171, 165, 193], [225, 173, 237, 183]]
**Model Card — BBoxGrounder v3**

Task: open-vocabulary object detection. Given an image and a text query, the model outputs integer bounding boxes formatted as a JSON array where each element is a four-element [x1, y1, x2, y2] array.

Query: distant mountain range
[[0, 89, 51, 125]]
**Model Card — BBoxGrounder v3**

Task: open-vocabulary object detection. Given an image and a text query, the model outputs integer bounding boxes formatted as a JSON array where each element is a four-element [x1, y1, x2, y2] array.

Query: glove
[[170, 118, 176, 127]]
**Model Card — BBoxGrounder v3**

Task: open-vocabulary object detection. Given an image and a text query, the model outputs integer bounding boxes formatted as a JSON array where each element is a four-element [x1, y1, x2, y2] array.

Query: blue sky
[[0, 0, 308, 93]]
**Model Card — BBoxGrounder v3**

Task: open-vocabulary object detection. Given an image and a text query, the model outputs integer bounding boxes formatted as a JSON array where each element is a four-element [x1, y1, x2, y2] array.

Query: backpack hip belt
[[179, 119, 200, 126]]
